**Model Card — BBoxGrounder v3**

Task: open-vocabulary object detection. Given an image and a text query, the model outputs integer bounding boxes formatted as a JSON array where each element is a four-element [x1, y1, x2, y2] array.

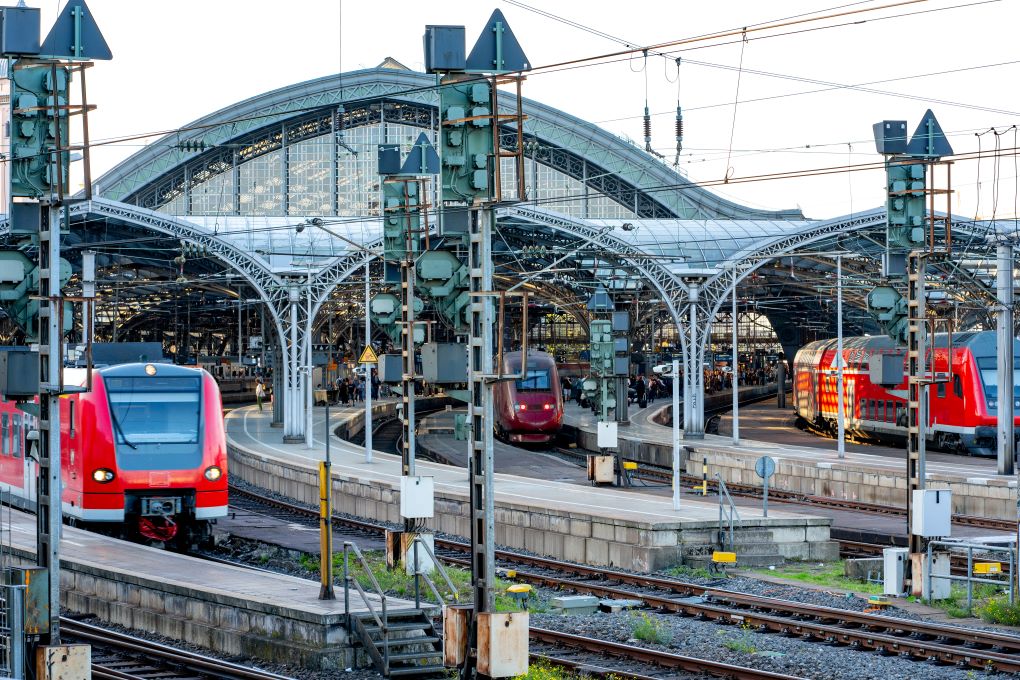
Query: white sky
[[34, 0, 1020, 220]]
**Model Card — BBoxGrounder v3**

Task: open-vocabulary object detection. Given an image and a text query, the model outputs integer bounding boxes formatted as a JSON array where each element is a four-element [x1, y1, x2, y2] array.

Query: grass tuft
[[629, 611, 672, 645]]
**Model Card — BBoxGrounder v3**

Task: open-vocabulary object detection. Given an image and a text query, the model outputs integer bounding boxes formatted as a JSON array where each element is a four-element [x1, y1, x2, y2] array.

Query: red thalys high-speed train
[[494, 351, 564, 444], [0, 361, 228, 548], [794, 331, 1020, 456]]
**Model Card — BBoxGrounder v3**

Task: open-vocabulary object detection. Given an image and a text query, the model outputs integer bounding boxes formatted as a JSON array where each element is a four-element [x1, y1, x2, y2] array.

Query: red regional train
[[793, 331, 1020, 456], [0, 362, 228, 548], [494, 350, 564, 444]]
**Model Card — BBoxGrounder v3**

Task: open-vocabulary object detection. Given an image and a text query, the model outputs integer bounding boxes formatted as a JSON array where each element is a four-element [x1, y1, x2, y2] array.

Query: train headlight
[[204, 465, 223, 482], [516, 403, 527, 411], [543, 403, 553, 410], [92, 468, 115, 483]]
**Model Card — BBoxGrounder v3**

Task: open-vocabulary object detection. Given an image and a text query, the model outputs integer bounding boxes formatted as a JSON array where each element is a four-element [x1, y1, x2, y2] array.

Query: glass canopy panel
[[239, 149, 284, 216], [190, 170, 235, 215], [154, 121, 638, 219], [288, 136, 334, 216]]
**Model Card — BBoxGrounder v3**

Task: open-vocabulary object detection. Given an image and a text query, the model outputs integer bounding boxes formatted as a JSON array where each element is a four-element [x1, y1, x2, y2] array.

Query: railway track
[[530, 631, 807, 680], [62, 618, 292, 680], [551, 444, 1018, 534], [228, 484, 1020, 675]]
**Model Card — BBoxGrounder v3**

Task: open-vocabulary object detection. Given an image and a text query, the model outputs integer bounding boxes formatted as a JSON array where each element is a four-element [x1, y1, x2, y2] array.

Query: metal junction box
[[400, 475, 434, 519], [869, 352, 905, 387], [477, 611, 529, 677], [424, 25, 466, 73], [911, 489, 952, 537], [377, 354, 403, 384], [873, 120, 907, 154], [422, 342, 467, 384], [0, 6, 41, 56], [0, 349, 39, 400], [882, 547, 908, 596], [8, 566, 48, 635], [36, 644, 90, 680]]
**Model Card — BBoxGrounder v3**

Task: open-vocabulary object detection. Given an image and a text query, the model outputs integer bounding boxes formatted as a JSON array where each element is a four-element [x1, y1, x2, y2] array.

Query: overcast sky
[[34, 0, 1020, 220]]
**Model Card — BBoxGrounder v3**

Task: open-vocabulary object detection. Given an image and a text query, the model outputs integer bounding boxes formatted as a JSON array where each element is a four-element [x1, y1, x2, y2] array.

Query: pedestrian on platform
[[339, 379, 350, 407], [255, 378, 266, 413]]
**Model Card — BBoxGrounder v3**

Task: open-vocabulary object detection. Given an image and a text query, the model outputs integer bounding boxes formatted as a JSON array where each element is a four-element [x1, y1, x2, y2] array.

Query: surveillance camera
[[621, 222, 635, 231], [652, 364, 675, 376], [295, 224, 305, 234]]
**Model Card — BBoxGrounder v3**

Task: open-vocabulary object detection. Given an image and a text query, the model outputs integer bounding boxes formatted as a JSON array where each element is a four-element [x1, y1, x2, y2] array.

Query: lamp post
[[836, 255, 845, 459]]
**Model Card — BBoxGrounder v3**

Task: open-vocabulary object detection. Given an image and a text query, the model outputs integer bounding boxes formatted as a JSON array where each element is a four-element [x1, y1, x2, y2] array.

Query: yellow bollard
[[319, 461, 335, 600], [701, 457, 708, 495]]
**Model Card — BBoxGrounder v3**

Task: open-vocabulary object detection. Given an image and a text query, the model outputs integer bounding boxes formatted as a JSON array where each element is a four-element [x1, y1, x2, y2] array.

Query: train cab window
[[1, 414, 9, 456], [105, 375, 203, 470], [953, 374, 963, 398], [937, 382, 946, 399], [515, 369, 551, 391]]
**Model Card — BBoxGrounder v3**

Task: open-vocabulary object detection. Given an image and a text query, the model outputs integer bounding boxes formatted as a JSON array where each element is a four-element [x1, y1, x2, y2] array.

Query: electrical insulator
[[673, 106, 684, 166], [643, 106, 652, 149]]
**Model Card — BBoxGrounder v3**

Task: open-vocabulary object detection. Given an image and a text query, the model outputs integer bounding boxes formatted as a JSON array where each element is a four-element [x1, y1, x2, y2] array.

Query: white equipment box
[[911, 489, 951, 537], [400, 476, 435, 519]]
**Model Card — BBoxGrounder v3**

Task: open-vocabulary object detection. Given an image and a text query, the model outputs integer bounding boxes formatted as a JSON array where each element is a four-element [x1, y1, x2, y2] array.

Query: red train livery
[[0, 362, 228, 548], [494, 351, 563, 444], [794, 331, 1020, 456]]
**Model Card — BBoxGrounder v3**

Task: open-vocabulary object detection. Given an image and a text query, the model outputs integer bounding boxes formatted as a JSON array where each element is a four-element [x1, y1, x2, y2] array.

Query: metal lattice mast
[[468, 206, 496, 613], [906, 250, 927, 555]]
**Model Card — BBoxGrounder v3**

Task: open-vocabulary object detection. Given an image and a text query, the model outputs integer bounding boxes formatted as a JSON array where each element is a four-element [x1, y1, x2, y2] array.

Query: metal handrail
[[343, 541, 389, 672], [715, 473, 741, 551], [411, 535, 459, 605]]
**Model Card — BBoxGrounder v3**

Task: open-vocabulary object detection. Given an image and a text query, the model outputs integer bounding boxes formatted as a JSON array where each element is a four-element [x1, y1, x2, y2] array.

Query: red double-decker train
[[493, 350, 564, 444], [0, 362, 228, 548], [793, 331, 1020, 456]]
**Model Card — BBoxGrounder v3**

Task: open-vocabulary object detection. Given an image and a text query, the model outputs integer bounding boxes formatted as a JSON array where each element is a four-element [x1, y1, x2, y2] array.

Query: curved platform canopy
[[92, 62, 804, 223]]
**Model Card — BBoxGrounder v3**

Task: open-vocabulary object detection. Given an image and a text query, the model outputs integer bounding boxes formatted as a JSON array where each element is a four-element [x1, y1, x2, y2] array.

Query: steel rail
[[531, 628, 809, 680], [442, 554, 1020, 673], [62, 618, 294, 680]]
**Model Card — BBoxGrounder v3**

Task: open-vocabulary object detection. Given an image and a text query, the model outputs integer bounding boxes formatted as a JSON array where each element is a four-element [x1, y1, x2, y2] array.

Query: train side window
[[937, 382, 946, 399], [69, 400, 75, 439], [1, 414, 9, 456], [885, 400, 894, 421], [953, 374, 963, 398], [13, 414, 21, 459]]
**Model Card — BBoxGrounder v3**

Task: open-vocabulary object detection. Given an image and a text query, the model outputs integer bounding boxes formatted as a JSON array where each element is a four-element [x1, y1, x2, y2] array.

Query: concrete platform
[[563, 399, 1017, 521], [226, 405, 839, 571], [1, 507, 407, 669]]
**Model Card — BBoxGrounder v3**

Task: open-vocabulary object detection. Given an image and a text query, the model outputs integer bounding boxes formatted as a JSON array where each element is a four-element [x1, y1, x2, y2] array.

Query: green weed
[[977, 596, 1020, 626], [720, 621, 757, 654], [629, 611, 672, 645]]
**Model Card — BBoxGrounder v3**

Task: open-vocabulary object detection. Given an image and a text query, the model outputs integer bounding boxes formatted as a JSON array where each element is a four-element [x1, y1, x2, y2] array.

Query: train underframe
[[801, 415, 1014, 458]]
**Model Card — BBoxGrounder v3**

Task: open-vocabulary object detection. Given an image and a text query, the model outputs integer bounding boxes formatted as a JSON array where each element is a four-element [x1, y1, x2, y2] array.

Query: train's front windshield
[[516, 369, 551, 392], [104, 375, 203, 469], [975, 357, 1020, 408]]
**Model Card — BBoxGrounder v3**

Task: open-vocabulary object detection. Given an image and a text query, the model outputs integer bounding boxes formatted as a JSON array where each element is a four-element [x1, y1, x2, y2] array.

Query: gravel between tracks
[[531, 610, 984, 680]]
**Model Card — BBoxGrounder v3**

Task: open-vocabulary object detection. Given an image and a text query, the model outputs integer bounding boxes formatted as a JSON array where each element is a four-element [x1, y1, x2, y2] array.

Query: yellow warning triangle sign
[[358, 346, 379, 364]]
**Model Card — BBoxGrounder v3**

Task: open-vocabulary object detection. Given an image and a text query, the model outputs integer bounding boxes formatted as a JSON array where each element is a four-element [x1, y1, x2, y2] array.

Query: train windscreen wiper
[[109, 410, 138, 450]]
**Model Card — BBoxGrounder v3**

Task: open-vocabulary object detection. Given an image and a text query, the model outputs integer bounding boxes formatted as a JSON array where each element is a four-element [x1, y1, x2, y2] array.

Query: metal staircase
[[343, 539, 453, 677], [350, 609, 445, 677]]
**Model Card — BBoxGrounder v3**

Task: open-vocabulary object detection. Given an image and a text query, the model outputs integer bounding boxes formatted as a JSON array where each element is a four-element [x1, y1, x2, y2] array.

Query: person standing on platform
[[339, 378, 350, 407], [255, 378, 266, 413]]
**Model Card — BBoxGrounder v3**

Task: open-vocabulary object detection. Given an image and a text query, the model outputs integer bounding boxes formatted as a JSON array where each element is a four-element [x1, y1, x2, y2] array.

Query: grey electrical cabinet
[[869, 352, 905, 386], [378, 355, 403, 384], [422, 342, 468, 384], [0, 349, 38, 399]]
